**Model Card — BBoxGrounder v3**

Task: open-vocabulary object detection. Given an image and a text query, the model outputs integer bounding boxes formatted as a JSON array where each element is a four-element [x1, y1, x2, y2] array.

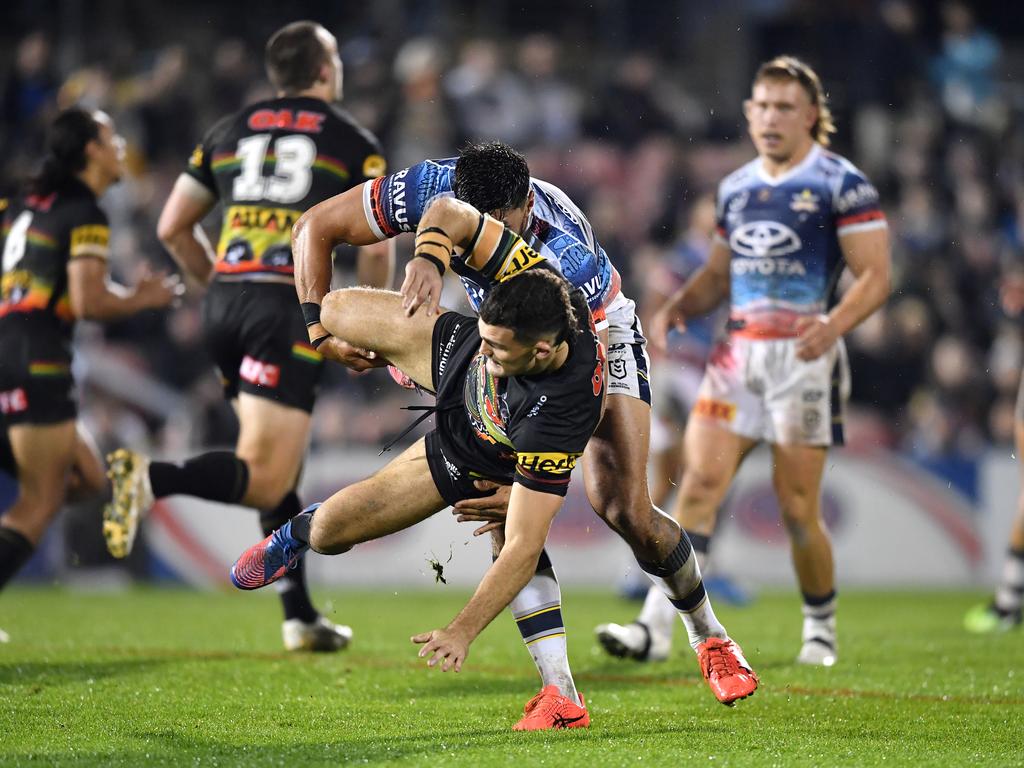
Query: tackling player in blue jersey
[[600, 56, 891, 667], [288, 142, 758, 727]]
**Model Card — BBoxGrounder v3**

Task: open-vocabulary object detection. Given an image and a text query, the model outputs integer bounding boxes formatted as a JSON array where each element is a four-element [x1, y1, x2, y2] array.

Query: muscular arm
[[414, 484, 560, 670], [796, 226, 891, 360], [830, 227, 891, 335], [669, 237, 732, 318], [292, 183, 379, 341], [156, 175, 217, 288]]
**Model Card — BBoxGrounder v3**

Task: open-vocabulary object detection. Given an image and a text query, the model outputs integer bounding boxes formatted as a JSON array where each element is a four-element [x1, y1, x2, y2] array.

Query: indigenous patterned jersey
[[185, 96, 385, 279], [436, 289, 605, 496], [363, 158, 621, 321], [715, 143, 886, 338], [0, 179, 109, 344]]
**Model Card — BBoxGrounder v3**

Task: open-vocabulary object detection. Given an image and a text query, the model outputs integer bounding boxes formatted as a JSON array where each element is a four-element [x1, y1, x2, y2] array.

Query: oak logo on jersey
[[69, 224, 110, 259], [247, 109, 325, 133], [516, 451, 581, 475], [495, 242, 545, 283]]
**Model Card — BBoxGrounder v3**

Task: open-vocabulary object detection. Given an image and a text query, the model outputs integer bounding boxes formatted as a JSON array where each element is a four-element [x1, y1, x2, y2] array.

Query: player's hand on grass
[[648, 305, 686, 354], [400, 258, 443, 317], [317, 336, 387, 372], [411, 626, 470, 672], [795, 314, 838, 361], [452, 480, 511, 536]]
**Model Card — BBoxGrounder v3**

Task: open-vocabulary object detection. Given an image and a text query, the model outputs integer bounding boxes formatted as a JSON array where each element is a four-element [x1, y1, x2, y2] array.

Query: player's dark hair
[[28, 107, 100, 195], [454, 142, 531, 215], [479, 269, 580, 346], [754, 55, 836, 146], [265, 21, 330, 94]]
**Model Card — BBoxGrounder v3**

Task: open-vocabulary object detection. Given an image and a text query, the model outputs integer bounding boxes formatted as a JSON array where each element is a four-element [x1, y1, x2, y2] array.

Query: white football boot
[[594, 621, 671, 662], [283, 616, 353, 652]]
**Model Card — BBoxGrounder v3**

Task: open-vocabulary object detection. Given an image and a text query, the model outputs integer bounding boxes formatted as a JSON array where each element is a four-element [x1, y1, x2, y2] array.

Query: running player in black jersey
[[231, 201, 604, 729], [103, 21, 392, 652], [0, 108, 178, 627]]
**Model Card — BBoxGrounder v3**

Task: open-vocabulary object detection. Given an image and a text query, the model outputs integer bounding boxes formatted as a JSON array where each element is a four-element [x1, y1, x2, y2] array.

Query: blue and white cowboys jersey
[[715, 143, 886, 338], [363, 158, 621, 327]]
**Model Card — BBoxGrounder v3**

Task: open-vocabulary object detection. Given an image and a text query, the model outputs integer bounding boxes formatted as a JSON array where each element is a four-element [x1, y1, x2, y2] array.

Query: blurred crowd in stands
[[3, 0, 1024, 464]]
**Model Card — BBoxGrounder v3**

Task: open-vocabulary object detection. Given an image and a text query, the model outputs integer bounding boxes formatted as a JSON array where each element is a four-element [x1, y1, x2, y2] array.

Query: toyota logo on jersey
[[729, 221, 802, 258]]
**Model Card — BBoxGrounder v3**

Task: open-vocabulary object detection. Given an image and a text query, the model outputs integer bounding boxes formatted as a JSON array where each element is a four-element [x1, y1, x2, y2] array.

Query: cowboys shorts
[[693, 334, 850, 446], [603, 294, 652, 406]]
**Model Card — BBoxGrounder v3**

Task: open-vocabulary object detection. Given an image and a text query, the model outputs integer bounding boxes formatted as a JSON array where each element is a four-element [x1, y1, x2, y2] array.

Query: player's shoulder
[[719, 158, 760, 195], [321, 103, 381, 147], [57, 183, 107, 225], [817, 147, 872, 183]]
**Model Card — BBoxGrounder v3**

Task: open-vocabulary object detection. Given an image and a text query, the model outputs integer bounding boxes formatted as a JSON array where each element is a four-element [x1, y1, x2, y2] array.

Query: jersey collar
[[755, 142, 821, 187]]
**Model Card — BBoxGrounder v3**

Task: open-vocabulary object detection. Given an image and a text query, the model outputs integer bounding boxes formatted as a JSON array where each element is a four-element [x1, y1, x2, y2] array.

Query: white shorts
[[649, 358, 705, 453], [693, 335, 850, 446], [604, 293, 652, 405]]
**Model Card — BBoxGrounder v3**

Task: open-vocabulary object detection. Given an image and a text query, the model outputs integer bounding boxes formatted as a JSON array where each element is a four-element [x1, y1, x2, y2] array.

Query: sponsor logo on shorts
[[608, 359, 628, 380], [0, 387, 28, 414], [802, 389, 824, 403], [516, 452, 581, 475], [440, 449, 460, 480], [694, 398, 736, 422], [803, 409, 822, 434], [239, 356, 280, 388]]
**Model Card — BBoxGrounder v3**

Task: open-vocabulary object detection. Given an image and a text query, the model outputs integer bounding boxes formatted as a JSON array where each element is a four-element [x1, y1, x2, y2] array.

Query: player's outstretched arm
[[412, 484, 560, 672], [650, 238, 731, 352], [156, 175, 217, 289], [796, 226, 891, 361]]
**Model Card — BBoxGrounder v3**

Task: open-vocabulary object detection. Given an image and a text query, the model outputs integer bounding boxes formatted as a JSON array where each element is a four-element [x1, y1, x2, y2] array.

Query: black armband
[[301, 302, 321, 327], [310, 334, 330, 349], [414, 252, 447, 276]]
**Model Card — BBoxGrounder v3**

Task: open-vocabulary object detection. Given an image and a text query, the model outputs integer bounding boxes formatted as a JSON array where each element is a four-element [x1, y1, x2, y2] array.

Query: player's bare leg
[[320, 287, 442, 390], [966, 418, 1024, 633], [597, 415, 753, 661], [771, 442, 837, 665], [0, 422, 77, 613]]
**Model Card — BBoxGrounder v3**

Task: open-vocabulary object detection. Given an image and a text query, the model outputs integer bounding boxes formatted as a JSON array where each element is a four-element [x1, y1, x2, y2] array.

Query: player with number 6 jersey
[[102, 21, 391, 653]]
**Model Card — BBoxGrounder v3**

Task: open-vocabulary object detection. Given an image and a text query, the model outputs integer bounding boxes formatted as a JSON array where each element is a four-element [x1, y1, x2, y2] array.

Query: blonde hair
[[754, 55, 836, 146]]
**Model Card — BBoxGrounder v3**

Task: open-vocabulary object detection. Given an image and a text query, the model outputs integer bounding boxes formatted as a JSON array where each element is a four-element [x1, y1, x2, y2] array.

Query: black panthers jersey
[[437, 289, 606, 496], [0, 179, 110, 345], [185, 96, 385, 279]]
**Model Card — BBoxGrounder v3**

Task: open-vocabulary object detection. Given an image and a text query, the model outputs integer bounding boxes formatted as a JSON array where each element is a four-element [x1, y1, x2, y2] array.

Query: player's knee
[[680, 466, 729, 505], [239, 463, 291, 511], [778, 496, 819, 536], [321, 288, 362, 339]]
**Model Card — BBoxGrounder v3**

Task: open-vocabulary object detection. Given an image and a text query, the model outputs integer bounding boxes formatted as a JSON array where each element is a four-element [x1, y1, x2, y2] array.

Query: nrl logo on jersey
[[790, 189, 820, 213]]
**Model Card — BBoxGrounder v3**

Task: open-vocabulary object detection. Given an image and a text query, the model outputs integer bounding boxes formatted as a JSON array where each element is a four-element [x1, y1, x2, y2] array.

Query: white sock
[[508, 552, 580, 705], [640, 529, 727, 650], [637, 585, 677, 642]]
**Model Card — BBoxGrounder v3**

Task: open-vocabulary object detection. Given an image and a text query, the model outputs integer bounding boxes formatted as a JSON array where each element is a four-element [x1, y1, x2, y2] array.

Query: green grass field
[[1, 587, 1021, 767]]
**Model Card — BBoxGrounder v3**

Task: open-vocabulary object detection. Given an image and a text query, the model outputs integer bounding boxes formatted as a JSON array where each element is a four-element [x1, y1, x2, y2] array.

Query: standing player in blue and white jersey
[[291, 142, 758, 727], [601, 57, 891, 667]]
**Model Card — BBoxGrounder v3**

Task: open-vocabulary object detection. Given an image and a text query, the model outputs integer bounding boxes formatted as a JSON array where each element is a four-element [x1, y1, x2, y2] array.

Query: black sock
[[149, 452, 249, 503], [261, 492, 317, 623], [0, 525, 34, 590], [289, 506, 315, 545]]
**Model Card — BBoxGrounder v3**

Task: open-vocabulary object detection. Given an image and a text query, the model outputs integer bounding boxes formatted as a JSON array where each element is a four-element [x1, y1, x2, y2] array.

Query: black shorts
[[0, 323, 77, 426], [423, 311, 503, 506], [202, 280, 323, 413]]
